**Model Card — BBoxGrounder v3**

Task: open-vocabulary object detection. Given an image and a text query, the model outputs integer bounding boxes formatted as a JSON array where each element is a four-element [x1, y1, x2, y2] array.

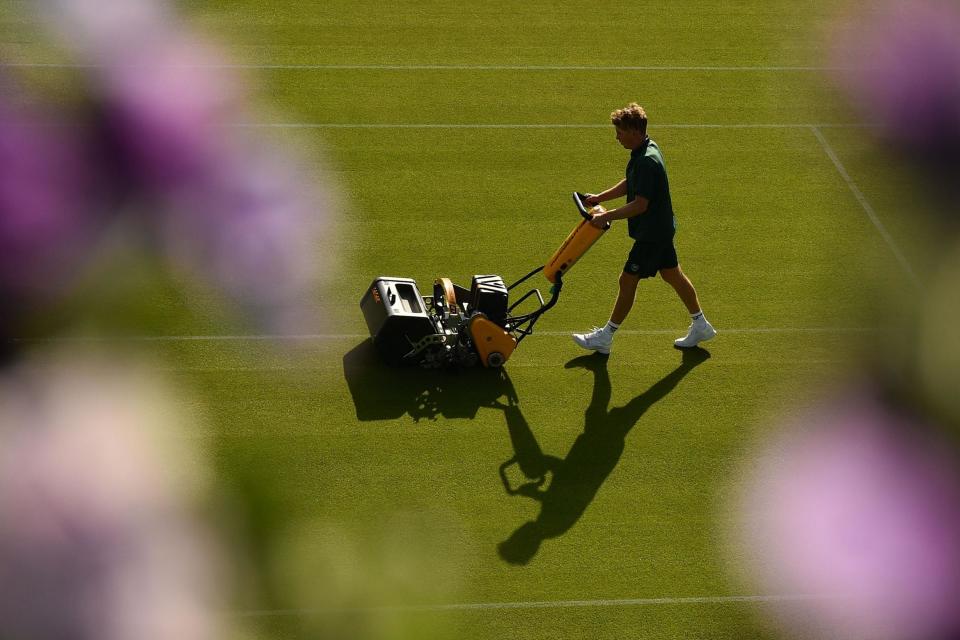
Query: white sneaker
[[674, 320, 717, 348], [572, 327, 613, 354]]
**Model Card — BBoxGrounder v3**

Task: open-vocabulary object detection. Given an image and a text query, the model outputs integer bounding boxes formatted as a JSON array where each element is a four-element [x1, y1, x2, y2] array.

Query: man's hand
[[583, 193, 601, 207], [589, 211, 610, 228]]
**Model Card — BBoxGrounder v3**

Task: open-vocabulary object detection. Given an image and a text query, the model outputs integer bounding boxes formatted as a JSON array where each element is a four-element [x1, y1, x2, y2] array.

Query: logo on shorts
[[627, 263, 640, 273]]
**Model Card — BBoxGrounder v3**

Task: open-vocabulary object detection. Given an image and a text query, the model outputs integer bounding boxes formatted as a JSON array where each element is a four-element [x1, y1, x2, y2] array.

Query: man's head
[[610, 103, 648, 150]]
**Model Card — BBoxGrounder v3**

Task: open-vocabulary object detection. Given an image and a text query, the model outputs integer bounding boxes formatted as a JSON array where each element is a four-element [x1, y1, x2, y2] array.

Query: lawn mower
[[360, 193, 610, 368]]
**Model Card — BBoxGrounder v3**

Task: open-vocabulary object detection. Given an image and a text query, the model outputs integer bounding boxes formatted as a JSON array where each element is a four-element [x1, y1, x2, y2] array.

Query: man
[[573, 103, 715, 354]]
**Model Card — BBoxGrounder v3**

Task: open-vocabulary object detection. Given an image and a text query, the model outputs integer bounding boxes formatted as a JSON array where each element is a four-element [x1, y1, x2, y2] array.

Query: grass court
[[1, 1, 928, 638]]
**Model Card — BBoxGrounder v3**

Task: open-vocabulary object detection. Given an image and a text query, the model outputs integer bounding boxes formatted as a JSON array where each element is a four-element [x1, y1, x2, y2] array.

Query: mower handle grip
[[573, 192, 611, 230], [573, 192, 592, 219]]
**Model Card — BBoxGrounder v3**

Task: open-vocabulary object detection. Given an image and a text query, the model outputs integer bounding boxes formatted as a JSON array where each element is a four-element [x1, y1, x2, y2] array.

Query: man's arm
[[590, 196, 648, 228], [585, 179, 626, 206]]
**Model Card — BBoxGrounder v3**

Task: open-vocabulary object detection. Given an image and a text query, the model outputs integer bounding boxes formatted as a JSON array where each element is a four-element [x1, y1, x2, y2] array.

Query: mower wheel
[[486, 352, 506, 367]]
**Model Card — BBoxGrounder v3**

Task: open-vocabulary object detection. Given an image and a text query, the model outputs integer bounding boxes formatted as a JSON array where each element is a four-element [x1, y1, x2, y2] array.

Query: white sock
[[605, 320, 620, 334], [691, 311, 706, 324]]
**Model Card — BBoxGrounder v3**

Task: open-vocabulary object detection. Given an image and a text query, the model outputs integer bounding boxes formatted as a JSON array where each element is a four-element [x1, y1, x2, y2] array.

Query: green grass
[[1, 1, 925, 638]]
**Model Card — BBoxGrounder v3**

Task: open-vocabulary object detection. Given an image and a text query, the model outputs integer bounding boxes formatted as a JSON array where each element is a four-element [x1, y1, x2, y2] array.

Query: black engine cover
[[470, 274, 509, 326]]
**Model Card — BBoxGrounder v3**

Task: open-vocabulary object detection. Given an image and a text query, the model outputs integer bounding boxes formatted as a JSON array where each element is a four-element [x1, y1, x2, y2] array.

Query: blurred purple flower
[[160, 145, 331, 333], [97, 39, 239, 191], [0, 96, 101, 303], [39, 0, 237, 189], [735, 390, 960, 640], [40, 0, 171, 58], [88, 28, 331, 333], [0, 354, 225, 640], [831, 1, 960, 166], [25, 0, 338, 334]]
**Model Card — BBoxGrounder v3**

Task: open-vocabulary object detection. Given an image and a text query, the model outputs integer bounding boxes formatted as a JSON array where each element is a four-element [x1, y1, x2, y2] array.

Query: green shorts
[[623, 241, 679, 278]]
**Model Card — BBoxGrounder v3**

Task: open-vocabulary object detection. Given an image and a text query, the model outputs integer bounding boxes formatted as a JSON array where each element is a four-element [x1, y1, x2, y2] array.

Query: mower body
[[361, 275, 518, 368], [360, 193, 605, 369]]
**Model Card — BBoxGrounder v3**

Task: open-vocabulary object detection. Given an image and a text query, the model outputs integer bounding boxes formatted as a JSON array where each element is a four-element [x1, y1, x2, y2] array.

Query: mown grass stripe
[[10, 327, 884, 343], [0, 62, 846, 71], [234, 593, 837, 616]]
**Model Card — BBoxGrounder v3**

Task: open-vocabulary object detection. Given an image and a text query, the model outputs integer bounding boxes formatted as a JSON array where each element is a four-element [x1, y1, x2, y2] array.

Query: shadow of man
[[498, 347, 711, 565]]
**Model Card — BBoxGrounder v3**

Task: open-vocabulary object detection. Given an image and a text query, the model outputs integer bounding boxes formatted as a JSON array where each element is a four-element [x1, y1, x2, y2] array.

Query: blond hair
[[610, 103, 648, 134]]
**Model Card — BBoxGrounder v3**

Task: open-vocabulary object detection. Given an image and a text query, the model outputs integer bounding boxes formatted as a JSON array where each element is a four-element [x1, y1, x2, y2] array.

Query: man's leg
[[660, 266, 716, 348], [659, 266, 701, 314], [611, 270, 641, 324], [572, 271, 640, 354]]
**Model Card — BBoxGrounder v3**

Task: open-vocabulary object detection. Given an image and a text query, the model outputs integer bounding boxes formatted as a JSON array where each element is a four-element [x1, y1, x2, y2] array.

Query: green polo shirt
[[625, 138, 676, 242]]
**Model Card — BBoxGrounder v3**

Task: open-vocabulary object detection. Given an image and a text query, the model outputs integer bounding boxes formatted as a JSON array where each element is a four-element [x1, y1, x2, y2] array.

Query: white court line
[[540, 327, 882, 336], [5, 122, 876, 130], [0, 62, 844, 71], [11, 327, 883, 343], [234, 593, 835, 617], [810, 126, 920, 288], [159, 360, 849, 371], [225, 122, 874, 130]]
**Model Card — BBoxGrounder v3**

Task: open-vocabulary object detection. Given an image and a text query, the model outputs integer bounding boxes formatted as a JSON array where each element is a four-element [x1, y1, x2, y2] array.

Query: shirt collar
[[630, 136, 651, 157]]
